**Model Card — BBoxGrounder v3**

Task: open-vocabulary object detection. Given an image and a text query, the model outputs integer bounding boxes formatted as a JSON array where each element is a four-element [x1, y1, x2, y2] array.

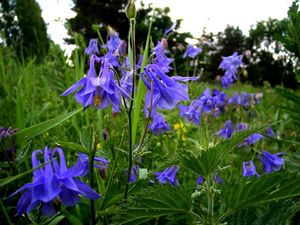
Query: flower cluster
[[228, 92, 262, 108], [179, 88, 226, 125], [219, 52, 243, 89], [9, 147, 102, 216], [61, 31, 131, 112], [243, 150, 285, 177]]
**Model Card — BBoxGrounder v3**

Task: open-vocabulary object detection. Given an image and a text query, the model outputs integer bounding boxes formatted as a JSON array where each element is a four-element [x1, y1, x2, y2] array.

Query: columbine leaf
[[223, 172, 300, 210], [178, 123, 274, 177], [112, 185, 194, 225], [13, 108, 82, 142]]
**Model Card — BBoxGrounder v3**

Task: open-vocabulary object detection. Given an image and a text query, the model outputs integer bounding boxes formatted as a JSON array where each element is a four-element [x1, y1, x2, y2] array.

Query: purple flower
[[214, 173, 223, 184], [198, 88, 226, 116], [0, 127, 19, 162], [148, 113, 171, 136], [196, 175, 205, 185], [242, 161, 259, 177], [84, 39, 99, 56], [216, 120, 234, 139], [126, 165, 139, 183], [236, 123, 248, 131], [8, 147, 100, 216], [219, 52, 243, 72], [61, 56, 129, 112], [259, 150, 285, 173], [241, 133, 264, 147], [152, 41, 174, 73], [178, 100, 201, 125], [155, 165, 180, 186], [102, 31, 122, 53], [68, 153, 108, 177], [219, 52, 243, 88], [142, 64, 189, 114], [183, 44, 202, 59], [265, 127, 275, 138]]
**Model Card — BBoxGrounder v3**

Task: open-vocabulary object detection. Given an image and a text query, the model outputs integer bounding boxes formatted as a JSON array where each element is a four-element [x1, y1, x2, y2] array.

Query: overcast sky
[[36, 0, 294, 51]]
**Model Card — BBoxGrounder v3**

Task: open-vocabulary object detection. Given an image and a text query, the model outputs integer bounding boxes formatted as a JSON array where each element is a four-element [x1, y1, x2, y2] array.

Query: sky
[[36, 0, 294, 52]]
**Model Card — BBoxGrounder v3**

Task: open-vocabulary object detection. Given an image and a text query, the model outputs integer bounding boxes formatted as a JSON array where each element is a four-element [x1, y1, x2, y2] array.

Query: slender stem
[[124, 18, 136, 200], [0, 199, 13, 225], [89, 127, 98, 225], [206, 177, 214, 225]]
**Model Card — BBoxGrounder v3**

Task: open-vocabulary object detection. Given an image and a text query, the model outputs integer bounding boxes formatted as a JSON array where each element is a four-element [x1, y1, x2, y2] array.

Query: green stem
[[89, 127, 98, 225], [124, 18, 136, 200], [0, 199, 13, 225], [206, 177, 214, 225]]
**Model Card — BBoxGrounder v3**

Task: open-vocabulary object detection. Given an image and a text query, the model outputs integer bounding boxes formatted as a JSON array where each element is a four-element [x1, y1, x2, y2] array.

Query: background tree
[[15, 0, 49, 59]]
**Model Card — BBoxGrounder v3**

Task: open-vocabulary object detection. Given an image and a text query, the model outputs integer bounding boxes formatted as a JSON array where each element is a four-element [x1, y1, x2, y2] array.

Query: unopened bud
[[102, 128, 108, 142], [125, 0, 137, 19]]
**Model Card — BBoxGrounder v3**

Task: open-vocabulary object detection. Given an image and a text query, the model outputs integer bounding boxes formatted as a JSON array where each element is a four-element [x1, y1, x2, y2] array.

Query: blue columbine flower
[[61, 55, 129, 112], [216, 120, 234, 139], [265, 127, 275, 138], [242, 161, 259, 177], [236, 123, 248, 131], [183, 44, 202, 59], [152, 41, 174, 73], [214, 173, 223, 184], [126, 165, 139, 183], [85, 39, 99, 56], [241, 133, 264, 147], [259, 150, 285, 173], [148, 112, 171, 135], [142, 64, 189, 115], [178, 100, 201, 125], [68, 152, 108, 177], [219, 52, 243, 89], [155, 165, 180, 186], [196, 175, 205, 185], [8, 147, 100, 216], [198, 88, 226, 116]]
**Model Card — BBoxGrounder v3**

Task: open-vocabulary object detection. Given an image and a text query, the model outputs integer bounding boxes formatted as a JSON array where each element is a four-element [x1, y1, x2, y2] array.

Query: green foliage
[[227, 200, 300, 225], [178, 122, 273, 177], [223, 172, 300, 210], [13, 108, 82, 143], [112, 185, 194, 225]]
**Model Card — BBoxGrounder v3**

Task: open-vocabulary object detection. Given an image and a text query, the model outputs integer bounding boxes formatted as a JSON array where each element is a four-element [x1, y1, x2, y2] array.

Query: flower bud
[[125, 0, 137, 19]]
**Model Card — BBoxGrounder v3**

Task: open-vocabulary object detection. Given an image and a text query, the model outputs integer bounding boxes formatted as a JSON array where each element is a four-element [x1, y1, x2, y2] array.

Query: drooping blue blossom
[[183, 44, 202, 59], [148, 112, 171, 135], [242, 161, 259, 177], [68, 153, 108, 177], [236, 123, 248, 131], [265, 127, 275, 138], [219, 52, 243, 72], [178, 100, 201, 125], [240, 133, 264, 147], [61, 56, 129, 112], [228, 92, 261, 108], [85, 39, 99, 56], [216, 120, 234, 139], [198, 88, 226, 116], [155, 165, 180, 186], [127, 165, 139, 183], [196, 175, 205, 185], [219, 52, 243, 88], [9, 147, 100, 216], [102, 31, 122, 53], [214, 173, 223, 184], [142, 64, 189, 115], [259, 150, 285, 173], [152, 41, 174, 73]]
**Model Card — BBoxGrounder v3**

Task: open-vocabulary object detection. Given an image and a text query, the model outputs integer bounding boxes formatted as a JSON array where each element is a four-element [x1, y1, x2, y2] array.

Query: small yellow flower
[[173, 121, 187, 142], [97, 143, 102, 149]]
